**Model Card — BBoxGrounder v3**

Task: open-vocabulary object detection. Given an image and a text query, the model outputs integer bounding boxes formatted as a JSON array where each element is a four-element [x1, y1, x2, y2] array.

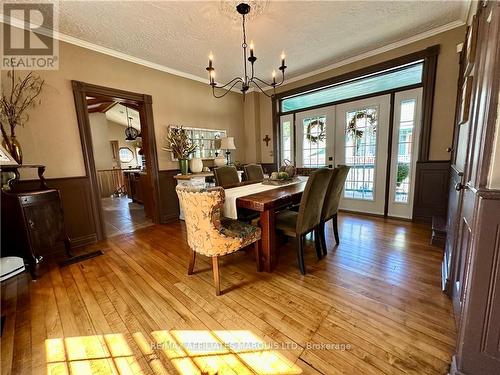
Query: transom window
[[281, 61, 423, 113], [344, 107, 378, 200]]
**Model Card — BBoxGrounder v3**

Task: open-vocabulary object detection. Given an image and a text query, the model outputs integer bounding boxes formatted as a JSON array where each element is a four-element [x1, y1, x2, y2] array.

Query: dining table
[[226, 177, 308, 272]]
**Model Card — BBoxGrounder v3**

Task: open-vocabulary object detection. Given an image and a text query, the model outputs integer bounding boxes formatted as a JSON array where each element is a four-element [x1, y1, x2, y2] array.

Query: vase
[[2, 135, 22, 164], [189, 157, 203, 173], [179, 159, 189, 175], [214, 155, 226, 167]]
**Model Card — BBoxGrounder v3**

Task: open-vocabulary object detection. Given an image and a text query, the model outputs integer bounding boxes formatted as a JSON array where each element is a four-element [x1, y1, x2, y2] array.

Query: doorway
[[285, 88, 422, 218], [72, 81, 161, 241], [87, 100, 152, 237]]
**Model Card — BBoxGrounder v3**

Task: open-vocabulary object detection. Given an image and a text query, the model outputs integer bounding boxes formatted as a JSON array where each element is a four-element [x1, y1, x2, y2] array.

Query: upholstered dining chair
[[275, 168, 333, 275], [176, 185, 261, 295], [319, 165, 351, 255], [214, 166, 239, 188], [244, 164, 264, 182]]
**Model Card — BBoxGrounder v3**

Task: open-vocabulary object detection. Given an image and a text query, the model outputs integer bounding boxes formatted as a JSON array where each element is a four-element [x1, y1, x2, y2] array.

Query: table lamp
[[219, 137, 236, 165]]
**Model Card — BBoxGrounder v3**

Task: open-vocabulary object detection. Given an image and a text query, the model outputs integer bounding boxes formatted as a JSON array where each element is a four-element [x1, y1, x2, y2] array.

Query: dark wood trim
[[272, 46, 441, 209], [278, 83, 422, 116], [276, 45, 439, 101], [72, 81, 161, 240], [384, 93, 396, 216], [413, 160, 450, 222], [271, 96, 279, 167], [419, 50, 439, 161]]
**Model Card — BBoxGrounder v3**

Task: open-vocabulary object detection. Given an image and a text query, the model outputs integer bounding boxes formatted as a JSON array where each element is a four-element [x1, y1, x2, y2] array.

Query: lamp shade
[[220, 137, 236, 150]]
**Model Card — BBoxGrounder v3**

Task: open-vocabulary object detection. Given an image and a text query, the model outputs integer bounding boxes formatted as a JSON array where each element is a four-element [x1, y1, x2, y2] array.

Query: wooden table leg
[[259, 209, 276, 272]]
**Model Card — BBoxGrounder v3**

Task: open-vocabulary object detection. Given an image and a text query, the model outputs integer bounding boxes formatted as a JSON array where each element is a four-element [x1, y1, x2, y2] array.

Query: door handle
[[446, 147, 454, 153], [455, 182, 466, 191]]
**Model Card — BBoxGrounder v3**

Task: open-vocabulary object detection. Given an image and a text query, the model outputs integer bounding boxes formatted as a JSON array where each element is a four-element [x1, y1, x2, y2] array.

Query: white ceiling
[[106, 104, 141, 130], [30, 1, 472, 84]]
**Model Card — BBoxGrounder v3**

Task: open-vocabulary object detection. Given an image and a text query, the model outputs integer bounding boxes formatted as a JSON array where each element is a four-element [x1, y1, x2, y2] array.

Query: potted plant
[[0, 69, 44, 164], [163, 126, 197, 175]]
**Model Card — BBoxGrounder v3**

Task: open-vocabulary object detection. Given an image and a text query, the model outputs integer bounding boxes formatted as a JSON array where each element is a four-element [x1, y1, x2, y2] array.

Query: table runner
[[223, 176, 307, 219]]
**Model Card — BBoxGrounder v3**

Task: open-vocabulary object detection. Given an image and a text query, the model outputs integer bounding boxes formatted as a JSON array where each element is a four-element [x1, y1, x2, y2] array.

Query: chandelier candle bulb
[[250, 41, 254, 57], [281, 51, 286, 67], [272, 70, 276, 85]]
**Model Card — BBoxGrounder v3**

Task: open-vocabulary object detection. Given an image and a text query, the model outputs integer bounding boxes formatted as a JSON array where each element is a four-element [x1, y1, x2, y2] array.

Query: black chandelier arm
[[248, 78, 274, 98], [212, 77, 244, 90], [211, 79, 242, 98]]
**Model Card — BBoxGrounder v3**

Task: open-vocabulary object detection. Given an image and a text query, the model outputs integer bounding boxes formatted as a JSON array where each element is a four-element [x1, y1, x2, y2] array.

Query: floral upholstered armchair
[[176, 185, 261, 295]]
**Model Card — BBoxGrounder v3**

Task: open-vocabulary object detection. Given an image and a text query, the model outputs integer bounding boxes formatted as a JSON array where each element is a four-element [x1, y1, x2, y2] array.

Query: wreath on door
[[346, 111, 377, 140], [306, 118, 326, 144]]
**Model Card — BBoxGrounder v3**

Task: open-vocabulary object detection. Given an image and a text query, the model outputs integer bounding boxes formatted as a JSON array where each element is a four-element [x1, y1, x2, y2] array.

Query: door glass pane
[[281, 120, 292, 163], [394, 99, 415, 203], [344, 107, 378, 200], [302, 116, 326, 168]]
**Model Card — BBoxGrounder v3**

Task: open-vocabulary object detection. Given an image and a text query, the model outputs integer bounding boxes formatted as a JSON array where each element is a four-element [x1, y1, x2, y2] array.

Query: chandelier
[[206, 2, 287, 98]]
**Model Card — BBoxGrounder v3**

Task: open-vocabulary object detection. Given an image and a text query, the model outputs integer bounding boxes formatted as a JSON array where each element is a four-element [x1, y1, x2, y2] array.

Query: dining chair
[[214, 166, 240, 188], [244, 164, 264, 182], [176, 185, 261, 295], [319, 165, 351, 255], [275, 168, 333, 274]]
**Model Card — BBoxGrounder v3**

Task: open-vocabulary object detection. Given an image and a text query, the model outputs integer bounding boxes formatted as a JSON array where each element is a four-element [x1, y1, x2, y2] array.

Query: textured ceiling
[[53, 1, 468, 84]]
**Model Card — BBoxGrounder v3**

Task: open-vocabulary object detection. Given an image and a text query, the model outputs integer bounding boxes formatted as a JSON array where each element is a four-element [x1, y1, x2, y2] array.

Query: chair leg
[[187, 249, 196, 275], [212, 256, 221, 296], [333, 213, 340, 244], [254, 241, 262, 272], [314, 228, 323, 260], [296, 235, 306, 275], [320, 221, 327, 256]]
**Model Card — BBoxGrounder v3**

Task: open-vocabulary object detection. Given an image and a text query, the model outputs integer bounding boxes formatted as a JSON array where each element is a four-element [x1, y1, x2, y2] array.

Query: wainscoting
[[413, 161, 450, 222], [158, 169, 181, 223], [17, 177, 97, 248]]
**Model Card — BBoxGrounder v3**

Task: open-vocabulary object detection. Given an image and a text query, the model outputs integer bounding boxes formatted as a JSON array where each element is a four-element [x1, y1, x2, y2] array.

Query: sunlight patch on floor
[[45, 330, 302, 375]]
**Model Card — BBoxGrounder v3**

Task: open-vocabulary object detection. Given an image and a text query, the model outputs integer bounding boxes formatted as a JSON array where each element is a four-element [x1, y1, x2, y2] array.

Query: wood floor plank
[[1, 213, 457, 375]]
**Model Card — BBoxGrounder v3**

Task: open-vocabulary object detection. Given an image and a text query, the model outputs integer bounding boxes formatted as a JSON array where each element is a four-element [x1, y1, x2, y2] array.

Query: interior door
[[443, 35, 473, 325], [335, 95, 391, 215], [295, 107, 335, 168], [387, 88, 423, 218]]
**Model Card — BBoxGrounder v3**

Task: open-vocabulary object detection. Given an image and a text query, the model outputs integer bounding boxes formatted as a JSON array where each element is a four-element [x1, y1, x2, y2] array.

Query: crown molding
[[2, 12, 466, 96], [252, 19, 466, 93]]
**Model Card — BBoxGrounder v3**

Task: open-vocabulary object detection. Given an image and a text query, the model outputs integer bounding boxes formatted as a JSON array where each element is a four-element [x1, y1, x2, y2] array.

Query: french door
[[335, 95, 390, 215], [295, 107, 335, 168], [387, 88, 423, 218], [282, 90, 422, 217]]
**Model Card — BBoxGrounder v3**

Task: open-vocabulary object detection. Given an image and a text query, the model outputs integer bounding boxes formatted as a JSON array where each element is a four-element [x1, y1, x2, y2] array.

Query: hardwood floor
[[1, 213, 456, 375]]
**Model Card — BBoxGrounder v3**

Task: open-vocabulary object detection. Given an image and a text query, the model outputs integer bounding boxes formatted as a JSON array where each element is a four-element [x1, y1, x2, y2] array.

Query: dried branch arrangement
[[162, 126, 197, 159], [0, 69, 45, 161]]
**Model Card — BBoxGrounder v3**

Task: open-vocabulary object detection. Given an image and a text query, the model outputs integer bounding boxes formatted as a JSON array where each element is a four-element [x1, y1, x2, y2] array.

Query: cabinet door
[[21, 191, 64, 256]]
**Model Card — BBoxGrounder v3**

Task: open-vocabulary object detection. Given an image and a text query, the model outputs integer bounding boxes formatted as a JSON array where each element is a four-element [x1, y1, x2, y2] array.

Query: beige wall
[[106, 120, 141, 169], [1, 26, 465, 176], [1, 36, 244, 178], [256, 26, 466, 163], [88, 113, 112, 170]]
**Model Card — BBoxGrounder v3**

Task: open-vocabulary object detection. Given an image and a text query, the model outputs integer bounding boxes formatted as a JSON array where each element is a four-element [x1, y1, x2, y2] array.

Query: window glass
[[281, 62, 423, 112], [344, 107, 378, 200], [394, 99, 416, 203]]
